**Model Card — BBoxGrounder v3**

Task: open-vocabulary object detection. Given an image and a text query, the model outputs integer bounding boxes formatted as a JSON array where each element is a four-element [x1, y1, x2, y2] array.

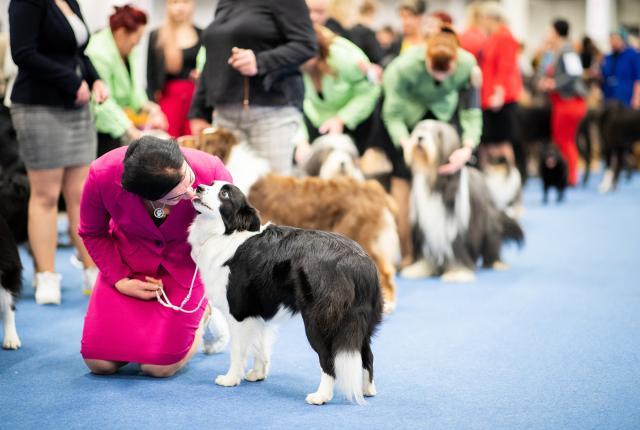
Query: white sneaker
[[34, 272, 62, 305], [83, 267, 99, 296], [202, 307, 230, 354]]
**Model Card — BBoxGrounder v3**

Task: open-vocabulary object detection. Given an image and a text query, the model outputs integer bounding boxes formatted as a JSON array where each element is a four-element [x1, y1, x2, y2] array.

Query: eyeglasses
[[158, 163, 196, 204]]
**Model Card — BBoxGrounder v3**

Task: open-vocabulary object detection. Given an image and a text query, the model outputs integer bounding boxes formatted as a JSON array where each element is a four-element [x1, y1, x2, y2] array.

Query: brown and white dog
[[401, 120, 524, 282], [249, 175, 400, 314]]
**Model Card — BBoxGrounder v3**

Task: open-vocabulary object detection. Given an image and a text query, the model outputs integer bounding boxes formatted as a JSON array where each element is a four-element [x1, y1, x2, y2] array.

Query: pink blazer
[[78, 146, 233, 287]]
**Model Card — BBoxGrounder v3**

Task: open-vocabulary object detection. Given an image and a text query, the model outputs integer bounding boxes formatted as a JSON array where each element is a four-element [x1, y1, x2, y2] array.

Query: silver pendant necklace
[[149, 201, 167, 219]]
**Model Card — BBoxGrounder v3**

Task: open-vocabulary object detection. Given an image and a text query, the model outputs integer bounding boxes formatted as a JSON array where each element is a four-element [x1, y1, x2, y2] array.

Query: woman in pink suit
[[78, 136, 232, 377]]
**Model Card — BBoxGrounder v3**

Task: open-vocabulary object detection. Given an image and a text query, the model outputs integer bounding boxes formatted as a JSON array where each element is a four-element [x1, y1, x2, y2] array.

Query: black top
[[325, 17, 351, 40], [146, 27, 202, 101], [349, 24, 384, 65], [188, 0, 317, 121], [9, 0, 99, 109]]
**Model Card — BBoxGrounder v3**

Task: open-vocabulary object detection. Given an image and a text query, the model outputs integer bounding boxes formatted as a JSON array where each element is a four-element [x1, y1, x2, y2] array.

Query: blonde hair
[[481, 1, 506, 22]]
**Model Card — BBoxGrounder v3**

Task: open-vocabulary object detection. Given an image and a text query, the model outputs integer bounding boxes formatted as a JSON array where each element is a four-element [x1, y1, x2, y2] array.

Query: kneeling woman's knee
[[140, 363, 180, 378], [85, 359, 119, 375]]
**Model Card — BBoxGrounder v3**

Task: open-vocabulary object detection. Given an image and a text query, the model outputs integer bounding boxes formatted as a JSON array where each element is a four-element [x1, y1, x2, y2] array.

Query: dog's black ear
[[236, 204, 261, 232]]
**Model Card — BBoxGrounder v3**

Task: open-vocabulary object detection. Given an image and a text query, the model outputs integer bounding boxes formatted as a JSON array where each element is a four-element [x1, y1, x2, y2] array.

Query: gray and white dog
[[401, 120, 524, 282]]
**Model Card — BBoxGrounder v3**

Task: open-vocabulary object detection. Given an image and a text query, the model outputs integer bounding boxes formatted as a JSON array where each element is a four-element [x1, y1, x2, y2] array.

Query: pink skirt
[[81, 266, 207, 365]]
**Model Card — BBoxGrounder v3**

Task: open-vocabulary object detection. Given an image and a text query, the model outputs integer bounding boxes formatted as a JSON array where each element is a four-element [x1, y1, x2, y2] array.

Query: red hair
[[109, 5, 148, 33]]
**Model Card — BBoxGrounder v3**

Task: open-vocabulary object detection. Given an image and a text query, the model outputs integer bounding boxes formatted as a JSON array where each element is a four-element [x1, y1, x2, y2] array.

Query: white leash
[[155, 262, 207, 314]]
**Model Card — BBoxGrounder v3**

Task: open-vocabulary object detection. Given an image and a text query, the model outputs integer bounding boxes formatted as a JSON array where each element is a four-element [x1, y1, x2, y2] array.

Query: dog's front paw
[[383, 300, 396, 315], [363, 379, 377, 397], [441, 269, 475, 283], [492, 261, 510, 271], [306, 391, 333, 405], [2, 333, 21, 350], [215, 374, 242, 387], [245, 368, 267, 382], [400, 259, 435, 279]]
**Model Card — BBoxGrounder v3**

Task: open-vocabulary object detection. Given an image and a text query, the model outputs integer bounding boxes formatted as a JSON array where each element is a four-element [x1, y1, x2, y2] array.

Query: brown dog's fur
[[249, 174, 399, 313], [176, 128, 238, 163]]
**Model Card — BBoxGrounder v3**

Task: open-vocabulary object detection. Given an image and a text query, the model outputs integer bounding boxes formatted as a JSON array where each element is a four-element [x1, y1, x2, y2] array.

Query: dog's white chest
[[411, 170, 470, 265]]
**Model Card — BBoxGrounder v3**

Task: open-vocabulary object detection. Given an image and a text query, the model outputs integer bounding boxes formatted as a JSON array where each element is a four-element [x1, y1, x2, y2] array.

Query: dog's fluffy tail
[[334, 350, 365, 405], [500, 212, 524, 247]]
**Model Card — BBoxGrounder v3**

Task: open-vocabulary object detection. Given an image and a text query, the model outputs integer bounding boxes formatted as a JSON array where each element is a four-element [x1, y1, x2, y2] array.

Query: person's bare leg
[[61, 165, 95, 269], [140, 308, 209, 378], [27, 169, 64, 272], [84, 359, 128, 375]]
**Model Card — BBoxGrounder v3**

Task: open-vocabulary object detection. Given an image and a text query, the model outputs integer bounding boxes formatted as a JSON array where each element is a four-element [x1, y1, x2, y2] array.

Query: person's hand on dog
[[228, 47, 258, 77], [115, 277, 162, 300], [319, 117, 344, 135], [145, 103, 169, 131], [91, 80, 109, 104], [190, 118, 212, 136], [438, 146, 472, 175], [75, 80, 91, 106]]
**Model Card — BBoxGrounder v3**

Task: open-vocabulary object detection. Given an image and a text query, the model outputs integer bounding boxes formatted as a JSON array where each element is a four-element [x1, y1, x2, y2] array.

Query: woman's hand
[[127, 126, 143, 141], [319, 117, 344, 135], [75, 80, 91, 106], [145, 103, 168, 131], [115, 277, 162, 300], [438, 146, 472, 175], [190, 118, 212, 136], [92, 80, 110, 104], [228, 47, 258, 77]]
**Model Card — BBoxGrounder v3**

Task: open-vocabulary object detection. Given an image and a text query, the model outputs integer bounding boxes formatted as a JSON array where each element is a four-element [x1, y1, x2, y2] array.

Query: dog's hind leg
[[361, 342, 376, 397], [1, 288, 20, 350], [304, 322, 335, 405], [215, 318, 255, 387], [245, 324, 277, 382]]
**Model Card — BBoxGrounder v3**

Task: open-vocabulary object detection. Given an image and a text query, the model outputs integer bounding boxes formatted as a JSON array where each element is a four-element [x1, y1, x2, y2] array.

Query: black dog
[[0, 213, 22, 349], [540, 144, 568, 203], [189, 182, 383, 405]]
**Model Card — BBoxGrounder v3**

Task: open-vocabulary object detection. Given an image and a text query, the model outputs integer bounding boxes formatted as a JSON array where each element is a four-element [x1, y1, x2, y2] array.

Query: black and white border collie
[[401, 120, 524, 282], [0, 214, 22, 349], [188, 182, 382, 405]]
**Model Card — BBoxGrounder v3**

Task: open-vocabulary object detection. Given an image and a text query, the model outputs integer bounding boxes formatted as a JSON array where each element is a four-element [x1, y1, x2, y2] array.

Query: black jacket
[[146, 27, 202, 101], [349, 24, 384, 65], [9, 0, 99, 109], [189, 0, 317, 121]]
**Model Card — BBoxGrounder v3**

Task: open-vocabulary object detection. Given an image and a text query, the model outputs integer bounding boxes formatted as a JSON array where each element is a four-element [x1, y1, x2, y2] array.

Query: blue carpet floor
[[1, 173, 639, 430]]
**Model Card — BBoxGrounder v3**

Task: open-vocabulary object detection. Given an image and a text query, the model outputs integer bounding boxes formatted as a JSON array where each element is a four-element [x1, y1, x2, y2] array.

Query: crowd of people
[[1, 0, 639, 377]]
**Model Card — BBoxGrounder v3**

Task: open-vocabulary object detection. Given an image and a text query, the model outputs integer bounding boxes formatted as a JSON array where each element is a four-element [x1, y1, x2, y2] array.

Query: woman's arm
[[255, 0, 317, 76], [333, 41, 381, 129], [78, 166, 132, 286], [382, 60, 412, 147], [9, 0, 82, 96], [146, 29, 161, 101]]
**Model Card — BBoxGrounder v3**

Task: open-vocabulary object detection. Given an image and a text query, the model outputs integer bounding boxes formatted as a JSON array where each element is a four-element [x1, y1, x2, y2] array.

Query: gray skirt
[[11, 103, 97, 170]]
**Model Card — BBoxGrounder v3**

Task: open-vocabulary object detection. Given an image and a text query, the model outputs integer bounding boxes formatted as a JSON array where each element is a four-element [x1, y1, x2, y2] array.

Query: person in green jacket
[[86, 5, 168, 157], [301, 25, 382, 153], [382, 27, 482, 266]]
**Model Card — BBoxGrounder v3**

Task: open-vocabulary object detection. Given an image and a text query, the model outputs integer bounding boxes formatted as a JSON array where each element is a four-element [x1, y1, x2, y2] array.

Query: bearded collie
[[189, 182, 383, 405], [401, 120, 524, 282]]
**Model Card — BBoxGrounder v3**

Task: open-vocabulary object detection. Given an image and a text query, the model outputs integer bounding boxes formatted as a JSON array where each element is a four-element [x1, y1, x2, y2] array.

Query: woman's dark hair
[[121, 136, 185, 201], [109, 4, 148, 33], [552, 19, 569, 38]]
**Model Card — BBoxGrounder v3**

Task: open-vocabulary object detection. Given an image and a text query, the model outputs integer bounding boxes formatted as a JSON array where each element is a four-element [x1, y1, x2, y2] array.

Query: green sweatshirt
[[85, 28, 148, 138], [303, 37, 381, 131], [382, 45, 482, 147]]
